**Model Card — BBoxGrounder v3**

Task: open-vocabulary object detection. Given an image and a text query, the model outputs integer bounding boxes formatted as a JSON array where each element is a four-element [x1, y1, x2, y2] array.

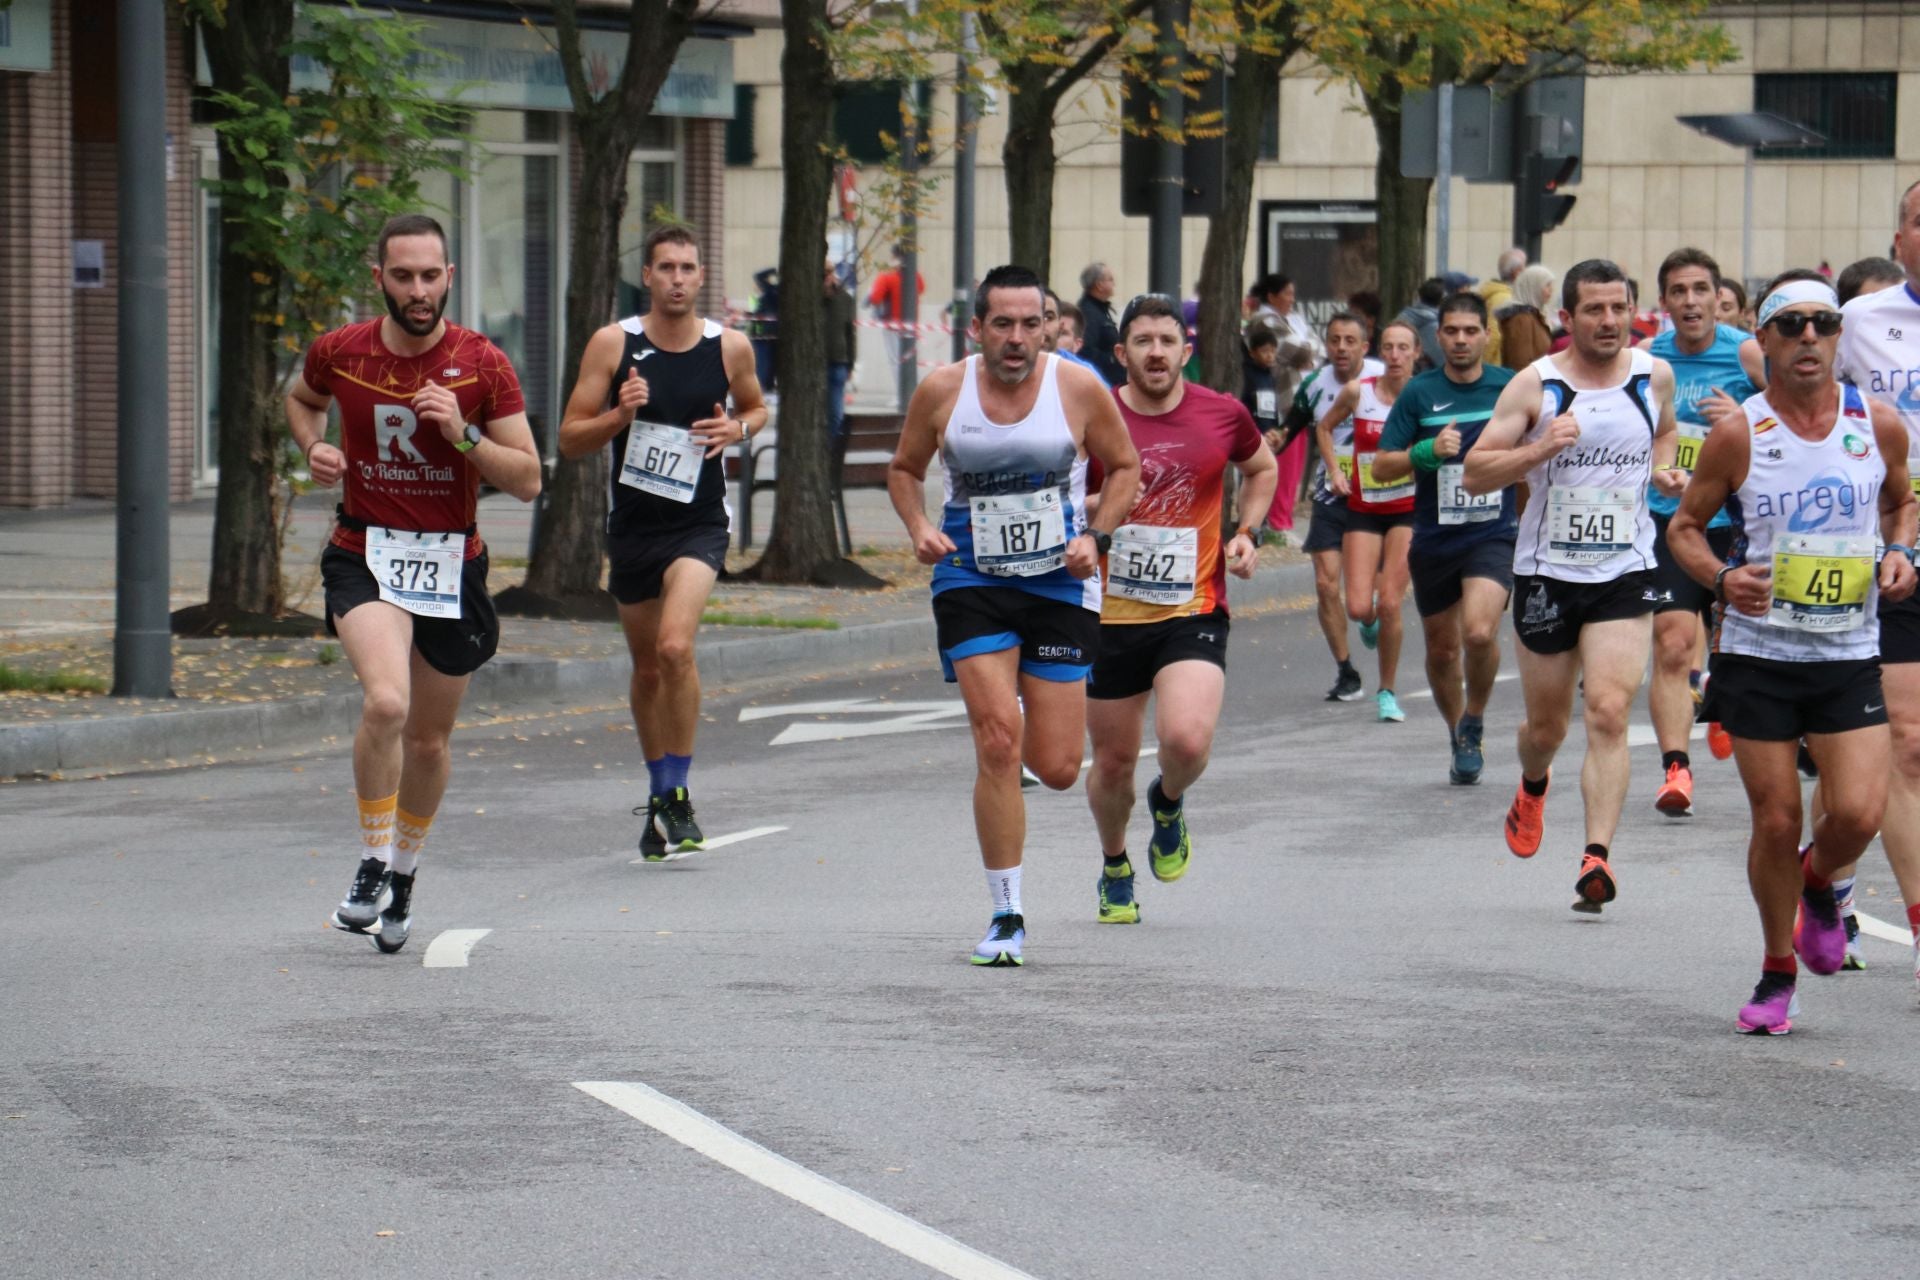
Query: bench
[[727, 409, 905, 553]]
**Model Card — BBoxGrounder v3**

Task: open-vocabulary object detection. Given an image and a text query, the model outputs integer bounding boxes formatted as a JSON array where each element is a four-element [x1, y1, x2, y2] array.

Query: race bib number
[[1107, 524, 1199, 606], [1356, 451, 1414, 504], [1254, 390, 1277, 423], [619, 421, 702, 503], [365, 527, 465, 620], [971, 490, 1068, 577], [1908, 445, 1920, 499], [1675, 425, 1706, 474], [1437, 462, 1500, 526], [1770, 534, 1873, 633], [1546, 486, 1636, 566]]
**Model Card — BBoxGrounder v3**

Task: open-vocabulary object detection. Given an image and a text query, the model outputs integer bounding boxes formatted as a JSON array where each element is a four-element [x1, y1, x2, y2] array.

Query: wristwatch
[[454, 423, 483, 453], [1090, 530, 1113, 556], [1237, 525, 1262, 544], [735, 418, 750, 443], [1713, 565, 1733, 601]]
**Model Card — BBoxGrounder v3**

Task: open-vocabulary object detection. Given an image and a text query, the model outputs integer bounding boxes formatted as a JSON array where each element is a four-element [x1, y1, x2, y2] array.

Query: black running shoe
[[636, 796, 668, 860], [1326, 668, 1365, 702], [331, 856, 388, 933], [650, 787, 705, 858], [374, 872, 414, 954]]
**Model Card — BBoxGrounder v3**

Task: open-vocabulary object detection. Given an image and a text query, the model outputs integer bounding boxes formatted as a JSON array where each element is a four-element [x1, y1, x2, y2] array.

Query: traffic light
[[1522, 153, 1579, 238]]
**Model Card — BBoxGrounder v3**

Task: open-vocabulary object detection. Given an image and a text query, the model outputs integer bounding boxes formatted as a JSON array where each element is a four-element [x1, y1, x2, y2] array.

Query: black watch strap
[[1090, 530, 1113, 556]]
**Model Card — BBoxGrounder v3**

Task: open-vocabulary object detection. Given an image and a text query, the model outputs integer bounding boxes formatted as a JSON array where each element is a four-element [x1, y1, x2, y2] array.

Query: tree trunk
[[1367, 86, 1430, 319], [513, 113, 624, 612], [1197, 44, 1285, 395], [1002, 65, 1057, 283], [748, 0, 882, 589], [189, 0, 298, 634]]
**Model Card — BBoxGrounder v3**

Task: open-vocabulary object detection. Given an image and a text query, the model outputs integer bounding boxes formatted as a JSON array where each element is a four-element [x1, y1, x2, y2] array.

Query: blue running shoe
[[971, 913, 1025, 966], [1377, 689, 1405, 723], [1359, 618, 1380, 650], [1450, 715, 1484, 784], [1098, 857, 1141, 923]]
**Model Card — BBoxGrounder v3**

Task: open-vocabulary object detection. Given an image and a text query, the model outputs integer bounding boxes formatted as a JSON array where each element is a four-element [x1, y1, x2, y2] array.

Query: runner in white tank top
[[1665, 271, 1919, 1033], [1462, 261, 1683, 914], [888, 265, 1141, 969]]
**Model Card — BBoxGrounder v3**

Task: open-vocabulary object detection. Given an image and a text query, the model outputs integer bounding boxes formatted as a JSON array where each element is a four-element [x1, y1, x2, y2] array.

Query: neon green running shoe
[[1097, 857, 1141, 923], [1146, 777, 1190, 882]]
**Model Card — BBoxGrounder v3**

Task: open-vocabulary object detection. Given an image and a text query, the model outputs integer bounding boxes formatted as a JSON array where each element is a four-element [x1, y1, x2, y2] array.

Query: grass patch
[[0, 662, 108, 694], [490, 556, 530, 569], [700, 612, 839, 630], [316, 643, 344, 666]]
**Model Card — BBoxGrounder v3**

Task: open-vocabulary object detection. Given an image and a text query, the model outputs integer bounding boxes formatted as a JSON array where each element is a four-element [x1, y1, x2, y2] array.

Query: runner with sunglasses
[[1673, 270, 1916, 1033], [1466, 259, 1681, 913], [1835, 179, 1920, 993]]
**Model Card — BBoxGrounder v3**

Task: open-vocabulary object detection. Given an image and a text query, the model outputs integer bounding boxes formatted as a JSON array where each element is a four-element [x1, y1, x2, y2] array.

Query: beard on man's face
[[384, 283, 448, 337]]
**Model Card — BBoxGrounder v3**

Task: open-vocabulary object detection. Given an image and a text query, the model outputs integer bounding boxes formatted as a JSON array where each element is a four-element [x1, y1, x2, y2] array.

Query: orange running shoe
[[1654, 761, 1694, 817], [1707, 721, 1733, 760], [1505, 779, 1547, 858], [1572, 853, 1618, 914]]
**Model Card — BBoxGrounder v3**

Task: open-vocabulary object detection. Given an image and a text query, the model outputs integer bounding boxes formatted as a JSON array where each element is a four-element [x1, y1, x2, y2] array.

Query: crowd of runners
[[293, 191, 1920, 1037]]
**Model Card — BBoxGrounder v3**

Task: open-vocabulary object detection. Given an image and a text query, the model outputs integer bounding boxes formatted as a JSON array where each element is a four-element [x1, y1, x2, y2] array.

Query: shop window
[[727, 85, 756, 165], [1258, 83, 1279, 162], [1755, 73, 1896, 160], [834, 81, 933, 166]]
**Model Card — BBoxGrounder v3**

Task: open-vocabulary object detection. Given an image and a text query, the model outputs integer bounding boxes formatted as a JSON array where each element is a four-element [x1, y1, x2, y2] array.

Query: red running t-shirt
[[1092, 382, 1263, 624], [303, 319, 525, 558]]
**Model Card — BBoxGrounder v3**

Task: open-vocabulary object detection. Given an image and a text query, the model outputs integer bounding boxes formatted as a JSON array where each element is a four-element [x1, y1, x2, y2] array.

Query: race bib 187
[[971, 489, 1068, 577]]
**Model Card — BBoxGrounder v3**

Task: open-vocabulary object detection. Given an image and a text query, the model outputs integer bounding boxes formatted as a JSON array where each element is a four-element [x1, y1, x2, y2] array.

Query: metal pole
[[1435, 83, 1453, 277], [898, 84, 920, 409], [1147, 0, 1188, 296], [114, 0, 172, 698], [1742, 146, 1754, 288], [952, 13, 977, 363]]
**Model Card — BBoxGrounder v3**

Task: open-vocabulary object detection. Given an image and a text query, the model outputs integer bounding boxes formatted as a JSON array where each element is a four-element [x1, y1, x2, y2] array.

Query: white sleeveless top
[[935, 354, 1097, 609], [1512, 348, 1660, 582], [1719, 385, 1885, 663]]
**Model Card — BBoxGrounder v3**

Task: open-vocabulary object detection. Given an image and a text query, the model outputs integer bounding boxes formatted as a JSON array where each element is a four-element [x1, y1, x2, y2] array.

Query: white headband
[[1757, 279, 1839, 326]]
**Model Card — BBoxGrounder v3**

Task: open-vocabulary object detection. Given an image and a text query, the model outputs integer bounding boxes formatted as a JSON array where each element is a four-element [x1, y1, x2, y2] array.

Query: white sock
[[987, 865, 1023, 917]]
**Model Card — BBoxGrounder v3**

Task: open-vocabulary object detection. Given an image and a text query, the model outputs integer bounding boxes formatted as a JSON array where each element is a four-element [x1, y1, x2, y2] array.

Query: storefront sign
[[284, 14, 734, 118], [0, 0, 54, 73]]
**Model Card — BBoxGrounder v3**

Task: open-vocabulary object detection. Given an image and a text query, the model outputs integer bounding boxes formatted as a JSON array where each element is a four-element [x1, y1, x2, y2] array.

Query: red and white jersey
[[1348, 377, 1414, 514]]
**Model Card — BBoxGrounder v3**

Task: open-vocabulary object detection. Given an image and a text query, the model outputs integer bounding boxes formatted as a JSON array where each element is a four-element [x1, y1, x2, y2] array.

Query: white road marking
[[1399, 672, 1520, 701], [1854, 910, 1913, 949], [739, 699, 960, 721], [573, 1081, 1037, 1280], [422, 928, 490, 968], [629, 826, 786, 865], [740, 699, 971, 746]]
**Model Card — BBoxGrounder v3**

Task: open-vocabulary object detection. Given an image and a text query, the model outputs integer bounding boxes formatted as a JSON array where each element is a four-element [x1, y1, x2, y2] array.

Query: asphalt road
[[5, 595, 1919, 1278]]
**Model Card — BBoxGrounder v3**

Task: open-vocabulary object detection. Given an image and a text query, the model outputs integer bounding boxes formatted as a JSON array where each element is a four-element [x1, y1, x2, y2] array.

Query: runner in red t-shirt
[[1315, 321, 1420, 720], [1083, 294, 1276, 924], [286, 214, 541, 955]]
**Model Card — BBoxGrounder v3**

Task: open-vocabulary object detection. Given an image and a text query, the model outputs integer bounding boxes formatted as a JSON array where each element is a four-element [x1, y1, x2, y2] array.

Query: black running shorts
[[1511, 570, 1660, 656], [1088, 609, 1230, 700], [1343, 508, 1414, 537], [607, 520, 731, 606], [1651, 513, 1734, 618], [1702, 654, 1887, 741], [932, 586, 1099, 684], [1409, 536, 1515, 618], [1303, 498, 1348, 554], [1879, 593, 1920, 664], [322, 543, 499, 677]]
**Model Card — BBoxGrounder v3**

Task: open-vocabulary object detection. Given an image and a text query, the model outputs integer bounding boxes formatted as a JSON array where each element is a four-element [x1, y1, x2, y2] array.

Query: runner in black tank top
[[557, 226, 768, 860]]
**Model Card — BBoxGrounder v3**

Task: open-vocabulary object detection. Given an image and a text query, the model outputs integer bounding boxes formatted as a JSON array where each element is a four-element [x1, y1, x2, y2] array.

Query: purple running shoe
[[1736, 970, 1797, 1036], [1793, 846, 1847, 976]]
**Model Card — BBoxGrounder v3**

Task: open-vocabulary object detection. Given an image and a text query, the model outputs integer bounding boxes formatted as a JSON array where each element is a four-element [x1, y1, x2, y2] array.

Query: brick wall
[[0, 0, 74, 509]]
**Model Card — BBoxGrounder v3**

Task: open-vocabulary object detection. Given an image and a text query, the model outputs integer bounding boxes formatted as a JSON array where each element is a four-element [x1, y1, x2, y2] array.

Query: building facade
[[0, 0, 769, 509]]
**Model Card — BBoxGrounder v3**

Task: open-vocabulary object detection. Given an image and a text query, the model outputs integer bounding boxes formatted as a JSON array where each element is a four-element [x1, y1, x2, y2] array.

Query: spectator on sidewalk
[[1249, 273, 1322, 359], [824, 258, 856, 438], [750, 265, 780, 393], [869, 246, 926, 382], [1475, 246, 1527, 366], [1494, 263, 1556, 369], [1077, 262, 1126, 385]]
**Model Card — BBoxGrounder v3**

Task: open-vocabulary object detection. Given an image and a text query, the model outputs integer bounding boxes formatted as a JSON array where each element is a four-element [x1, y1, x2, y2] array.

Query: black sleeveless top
[[605, 316, 732, 536]]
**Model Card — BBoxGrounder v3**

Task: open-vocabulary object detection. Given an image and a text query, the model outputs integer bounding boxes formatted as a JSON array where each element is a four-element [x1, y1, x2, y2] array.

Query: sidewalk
[[0, 488, 1316, 778]]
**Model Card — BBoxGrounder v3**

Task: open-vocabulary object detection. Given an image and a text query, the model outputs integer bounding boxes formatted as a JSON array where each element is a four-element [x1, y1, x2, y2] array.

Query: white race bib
[[365, 527, 465, 619], [1254, 389, 1277, 422], [1769, 534, 1874, 633], [1107, 524, 1199, 606], [971, 490, 1068, 577], [619, 421, 702, 503], [1546, 486, 1636, 566], [1437, 462, 1501, 526]]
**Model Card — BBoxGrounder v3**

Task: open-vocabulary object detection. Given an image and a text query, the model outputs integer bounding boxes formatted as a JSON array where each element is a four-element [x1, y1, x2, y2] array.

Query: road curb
[[0, 558, 1314, 779]]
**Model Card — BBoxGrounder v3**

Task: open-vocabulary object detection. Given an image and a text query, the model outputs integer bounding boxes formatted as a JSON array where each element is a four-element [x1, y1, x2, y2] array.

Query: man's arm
[[1738, 336, 1766, 390], [465, 410, 543, 502], [687, 329, 771, 458], [1069, 368, 1139, 540], [887, 366, 959, 565], [1668, 418, 1757, 610], [557, 325, 642, 460], [1314, 382, 1361, 497], [1648, 359, 1685, 497], [1873, 401, 1920, 602], [1226, 432, 1279, 577], [1463, 368, 1564, 495], [286, 374, 344, 487]]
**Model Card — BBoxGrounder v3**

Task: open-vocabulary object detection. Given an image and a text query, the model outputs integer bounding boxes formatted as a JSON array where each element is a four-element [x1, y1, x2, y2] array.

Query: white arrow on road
[[739, 699, 970, 746]]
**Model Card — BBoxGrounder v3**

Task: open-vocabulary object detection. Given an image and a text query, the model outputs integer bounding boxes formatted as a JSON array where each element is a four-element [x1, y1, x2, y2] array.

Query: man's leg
[[1374, 524, 1413, 695], [1150, 660, 1226, 800], [376, 650, 472, 951], [1878, 665, 1920, 920], [1650, 607, 1699, 794], [954, 648, 1031, 872], [622, 556, 720, 853], [1420, 603, 1465, 732], [1343, 529, 1382, 628], [329, 601, 416, 930], [1312, 548, 1349, 664], [1730, 734, 1807, 1028], [1087, 693, 1149, 857], [1505, 629, 1581, 859], [1573, 614, 1653, 851], [1459, 576, 1508, 718]]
